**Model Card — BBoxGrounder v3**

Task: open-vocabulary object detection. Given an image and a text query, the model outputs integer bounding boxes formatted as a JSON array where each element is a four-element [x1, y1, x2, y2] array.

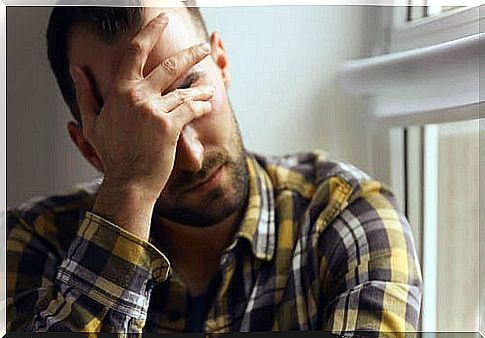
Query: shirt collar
[[77, 156, 277, 262], [234, 154, 276, 262]]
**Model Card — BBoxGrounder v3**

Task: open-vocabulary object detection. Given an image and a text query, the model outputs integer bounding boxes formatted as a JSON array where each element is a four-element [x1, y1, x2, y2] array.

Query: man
[[7, 2, 423, 335]]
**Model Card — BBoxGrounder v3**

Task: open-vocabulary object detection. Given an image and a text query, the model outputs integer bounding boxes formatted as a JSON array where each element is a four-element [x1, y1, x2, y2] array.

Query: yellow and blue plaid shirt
[[7, 150, 423, 335]]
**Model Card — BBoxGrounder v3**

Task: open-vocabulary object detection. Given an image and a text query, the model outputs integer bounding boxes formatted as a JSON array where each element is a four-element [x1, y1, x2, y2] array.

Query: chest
[[144, 243, 324, 333]]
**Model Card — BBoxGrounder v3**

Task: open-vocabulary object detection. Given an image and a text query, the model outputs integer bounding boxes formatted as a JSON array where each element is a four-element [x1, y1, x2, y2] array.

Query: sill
[[336, 32, 484, 124]]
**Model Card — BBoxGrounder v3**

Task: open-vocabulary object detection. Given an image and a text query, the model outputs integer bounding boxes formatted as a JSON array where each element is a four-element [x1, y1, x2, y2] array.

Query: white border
[[1, 0, 6, 336], [2, 0, 484, 6]]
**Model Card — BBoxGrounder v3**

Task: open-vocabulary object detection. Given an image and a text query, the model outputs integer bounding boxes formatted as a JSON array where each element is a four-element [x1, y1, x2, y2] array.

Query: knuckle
[[187, 46, 199, 61], [182, 100, 195, 112], [173, 89, 189, 101], [127, 40, 145, 56], [158, 104, 169, 114], [172, 89, 182, 100], [126, 87, 145, 105], [162, 58, 178, 76]]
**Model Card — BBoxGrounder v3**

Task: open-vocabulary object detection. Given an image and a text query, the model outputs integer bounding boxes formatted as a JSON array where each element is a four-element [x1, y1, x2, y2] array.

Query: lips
[[186, 165, 223, 191]]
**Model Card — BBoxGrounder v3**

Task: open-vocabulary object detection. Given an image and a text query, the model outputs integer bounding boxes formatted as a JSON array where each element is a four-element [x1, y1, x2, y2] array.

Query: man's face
[[68, 7, 248, 227]]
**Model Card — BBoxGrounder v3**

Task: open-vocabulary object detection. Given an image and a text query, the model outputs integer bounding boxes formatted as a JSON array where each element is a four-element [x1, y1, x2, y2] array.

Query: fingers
[[147, 42, 211, 92], [117, 12, 169, 80], [70, 66, 98, 130], [159, 85, 215, 113], [170, 100, 212, 129], [150, 97, 212, 131]]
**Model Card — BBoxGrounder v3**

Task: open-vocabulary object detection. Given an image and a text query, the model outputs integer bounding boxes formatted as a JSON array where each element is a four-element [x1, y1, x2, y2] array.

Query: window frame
[[336, 4, 483, 334], [391, 5, 483, 52]]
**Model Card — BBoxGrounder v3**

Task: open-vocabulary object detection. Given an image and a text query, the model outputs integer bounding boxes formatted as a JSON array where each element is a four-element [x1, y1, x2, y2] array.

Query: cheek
[[192, 60, 234, 143], [199, 59, 228, 115], [196, 85, 233, 144], [210, 86, 225, 117]]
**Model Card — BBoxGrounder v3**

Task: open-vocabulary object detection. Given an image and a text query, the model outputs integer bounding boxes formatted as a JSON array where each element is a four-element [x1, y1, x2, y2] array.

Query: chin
[[156, 185, 246, 228], [155, 141, 249, 227]]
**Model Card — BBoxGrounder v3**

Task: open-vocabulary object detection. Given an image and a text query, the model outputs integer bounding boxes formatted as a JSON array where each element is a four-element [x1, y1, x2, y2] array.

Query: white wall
[[201, 5, 376, 166], [7, 7, 100, 207], [7, 6, 380, 207]]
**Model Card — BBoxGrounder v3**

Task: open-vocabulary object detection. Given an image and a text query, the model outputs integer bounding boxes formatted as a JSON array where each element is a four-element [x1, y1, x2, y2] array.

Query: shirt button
[[166, 309, 182, 322]]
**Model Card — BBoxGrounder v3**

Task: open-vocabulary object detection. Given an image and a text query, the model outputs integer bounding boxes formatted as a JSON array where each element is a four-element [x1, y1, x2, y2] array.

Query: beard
[[152, 115, 249, 228]]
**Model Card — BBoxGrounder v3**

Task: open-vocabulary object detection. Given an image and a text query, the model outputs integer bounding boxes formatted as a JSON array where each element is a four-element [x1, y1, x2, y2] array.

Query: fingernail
[[200, 42, 211, 52], [157, 12, 169, 23]]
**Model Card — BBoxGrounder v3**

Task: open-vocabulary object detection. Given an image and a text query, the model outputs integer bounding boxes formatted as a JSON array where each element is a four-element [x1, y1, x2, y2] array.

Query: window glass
[[407, 2, 463, 21], [429, 118, 480, 330]]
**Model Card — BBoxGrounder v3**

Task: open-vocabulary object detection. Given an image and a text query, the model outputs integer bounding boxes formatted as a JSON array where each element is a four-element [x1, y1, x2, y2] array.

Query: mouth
[[185, 164, 225, 193]]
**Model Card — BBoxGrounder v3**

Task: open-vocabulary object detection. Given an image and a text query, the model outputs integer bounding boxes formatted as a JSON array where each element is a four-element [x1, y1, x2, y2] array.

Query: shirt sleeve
[[7, 210, 170, 333], [318, 180, 423, 337]]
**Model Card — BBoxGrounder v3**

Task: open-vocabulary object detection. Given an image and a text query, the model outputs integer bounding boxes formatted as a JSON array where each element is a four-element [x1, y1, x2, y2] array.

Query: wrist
[[101, 173, 163, 199], [100, 177, 161, 203], [92, 179, 160, 241]]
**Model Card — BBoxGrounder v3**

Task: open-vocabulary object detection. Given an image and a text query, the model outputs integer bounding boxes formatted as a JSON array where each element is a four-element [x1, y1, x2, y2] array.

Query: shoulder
[[251, 151, 420, 289], [7, 178, 101, 254], [252, 149, 380, 198], [252, 149, 402, 230]]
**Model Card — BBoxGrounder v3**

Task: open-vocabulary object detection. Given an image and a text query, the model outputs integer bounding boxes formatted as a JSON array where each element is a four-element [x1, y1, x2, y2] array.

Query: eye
[[177, 78, 195, 90], [177, 72, 205, 89], [176, 72, 203, 90]]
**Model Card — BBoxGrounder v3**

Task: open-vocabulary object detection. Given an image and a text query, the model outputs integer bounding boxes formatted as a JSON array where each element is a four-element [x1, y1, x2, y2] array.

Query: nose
[[175, 124, 204, 172]]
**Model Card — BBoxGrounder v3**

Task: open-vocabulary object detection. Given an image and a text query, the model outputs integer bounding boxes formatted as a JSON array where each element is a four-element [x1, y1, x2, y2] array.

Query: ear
[[209, 32, 231, 89], [67, 121, 104, 173]]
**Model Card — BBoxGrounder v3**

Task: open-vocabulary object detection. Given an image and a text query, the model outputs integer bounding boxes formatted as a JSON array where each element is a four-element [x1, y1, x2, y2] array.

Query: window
[[407, 3, 462, 21], [399, 119, 481, 331], [336, 4, 483, 334]]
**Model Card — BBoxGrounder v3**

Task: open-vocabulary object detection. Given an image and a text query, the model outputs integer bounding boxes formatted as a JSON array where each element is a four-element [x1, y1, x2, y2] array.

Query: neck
[[152, 209, 243, 268]]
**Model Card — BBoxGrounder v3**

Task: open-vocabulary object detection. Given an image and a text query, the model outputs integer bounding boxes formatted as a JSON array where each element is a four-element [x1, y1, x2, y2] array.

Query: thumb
[[70, 66, 98, 129]]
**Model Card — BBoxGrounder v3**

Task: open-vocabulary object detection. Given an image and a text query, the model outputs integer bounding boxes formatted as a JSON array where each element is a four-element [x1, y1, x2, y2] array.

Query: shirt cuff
[[56, 211, 170, 320]]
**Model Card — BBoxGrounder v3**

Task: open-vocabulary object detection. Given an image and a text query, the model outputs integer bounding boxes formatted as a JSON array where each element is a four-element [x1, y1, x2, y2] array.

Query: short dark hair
[[46, 4, 209, 124]]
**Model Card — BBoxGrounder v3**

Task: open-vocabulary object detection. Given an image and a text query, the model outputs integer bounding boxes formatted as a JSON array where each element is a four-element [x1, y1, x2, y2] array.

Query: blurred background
[[5, 4, 484, 334]]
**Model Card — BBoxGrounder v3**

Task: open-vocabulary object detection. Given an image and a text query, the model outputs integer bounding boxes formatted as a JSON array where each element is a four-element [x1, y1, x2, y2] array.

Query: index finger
[[146, 42, 211, 93], [117, 12, 169, 80]]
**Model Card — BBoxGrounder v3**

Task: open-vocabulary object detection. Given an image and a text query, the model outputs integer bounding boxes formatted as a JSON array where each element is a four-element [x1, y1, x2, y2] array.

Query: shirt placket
[[158, 270, 188, 332], [204, 249, 237, 333]]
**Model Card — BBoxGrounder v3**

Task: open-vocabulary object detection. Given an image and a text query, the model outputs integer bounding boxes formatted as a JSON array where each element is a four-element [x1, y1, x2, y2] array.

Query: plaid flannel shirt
[[7, 150, 423, 336]]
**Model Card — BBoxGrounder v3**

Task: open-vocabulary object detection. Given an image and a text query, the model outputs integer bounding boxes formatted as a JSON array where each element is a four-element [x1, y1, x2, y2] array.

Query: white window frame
[[391, 5, 483, 52], [336, 7, 483, 122], [336, 3, 483, 334]]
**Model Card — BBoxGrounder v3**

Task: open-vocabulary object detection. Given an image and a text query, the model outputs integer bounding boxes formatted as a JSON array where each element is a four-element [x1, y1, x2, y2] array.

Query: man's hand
[[70, 13, 214, 239]]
